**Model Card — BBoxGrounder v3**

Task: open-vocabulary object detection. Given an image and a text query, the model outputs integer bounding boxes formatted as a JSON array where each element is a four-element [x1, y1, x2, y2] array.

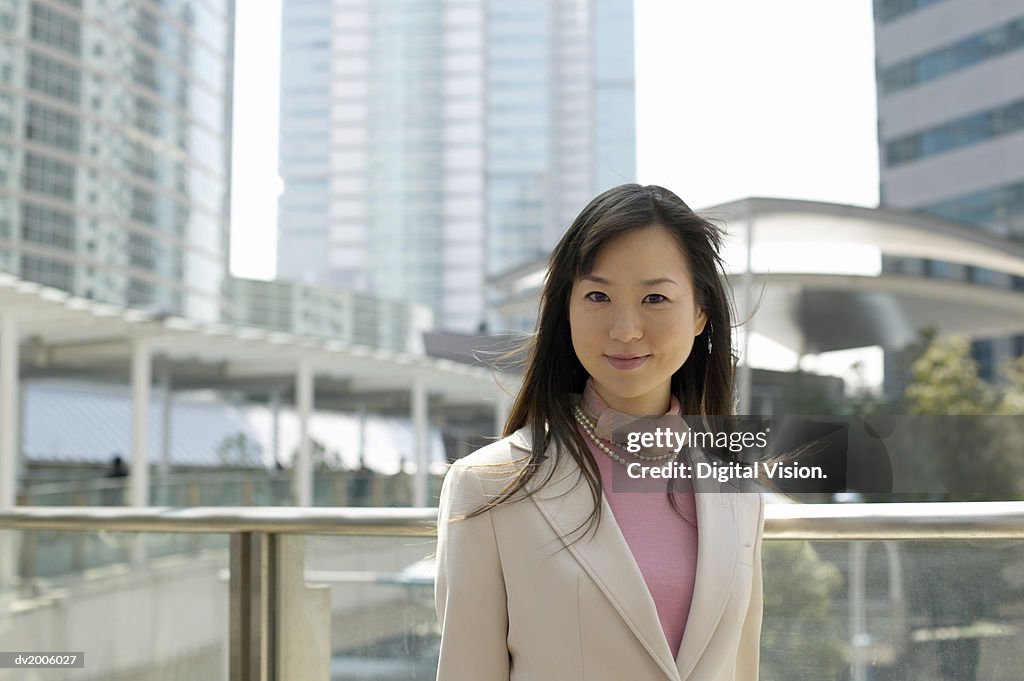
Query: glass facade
[[276, 0, 331, 284], [486, 0, 636, 277], [886, 96, 1024, 166], [594, 0, 635, 194], [0, 0, 234, 321], [226, 276, 430, 353], [364, 0, 445, 309], [876, 1, 1024, 385], [873, 0, 949, 24], [486, 0, 548, 275], [925, 181, 1024, 238], [277, 0, 634, 331], [880, 16, 1024, 94]]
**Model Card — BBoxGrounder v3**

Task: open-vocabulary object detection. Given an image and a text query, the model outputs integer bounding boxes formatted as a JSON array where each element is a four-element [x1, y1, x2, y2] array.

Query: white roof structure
[[0, 274, 503, 400], [491, 197, 1024, 354], [0, 273, 517, 510], [710, 198, 1024, 353]]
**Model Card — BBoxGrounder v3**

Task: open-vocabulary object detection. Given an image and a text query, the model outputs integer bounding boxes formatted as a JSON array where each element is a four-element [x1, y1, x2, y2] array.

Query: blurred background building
[[226, 276, 433, 354], [874, 0, 1024, 390], [275, 0, 636, 333], [0, 0, 236, 321]]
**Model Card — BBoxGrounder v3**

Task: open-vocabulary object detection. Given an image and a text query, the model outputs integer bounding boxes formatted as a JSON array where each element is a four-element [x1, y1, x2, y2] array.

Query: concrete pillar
[[411, 377, 428, 507], [293, 360, 313, 507], [356, 403, 367, 469], [131, 341, 151, 508], [0, 315, 18, 509], [0, 315, 19, 586], [269, 389, 281, 467], [157, 360, 172, 506]]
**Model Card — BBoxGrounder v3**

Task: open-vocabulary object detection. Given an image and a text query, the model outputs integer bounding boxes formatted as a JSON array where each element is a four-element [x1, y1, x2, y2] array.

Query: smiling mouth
[[605, 355, 650, 370]]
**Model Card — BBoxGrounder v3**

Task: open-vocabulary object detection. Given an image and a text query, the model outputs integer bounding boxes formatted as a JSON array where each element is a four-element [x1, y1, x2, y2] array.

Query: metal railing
[[1, 500, 1024, 680]]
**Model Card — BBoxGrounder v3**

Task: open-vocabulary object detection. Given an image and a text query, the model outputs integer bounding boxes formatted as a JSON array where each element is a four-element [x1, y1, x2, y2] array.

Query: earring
[[706, 321, 714, 355]]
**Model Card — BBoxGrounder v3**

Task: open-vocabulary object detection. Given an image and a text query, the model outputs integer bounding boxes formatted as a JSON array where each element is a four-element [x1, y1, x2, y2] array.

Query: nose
[[608, 304, 643, 343]]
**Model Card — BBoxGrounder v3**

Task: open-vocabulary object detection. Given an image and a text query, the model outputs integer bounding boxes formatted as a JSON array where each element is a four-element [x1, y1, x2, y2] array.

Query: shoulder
[[441, 425, 546, 506]]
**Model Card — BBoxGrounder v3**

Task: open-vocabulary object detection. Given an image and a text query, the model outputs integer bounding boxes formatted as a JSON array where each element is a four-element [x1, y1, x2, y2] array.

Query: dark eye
[[644, 294, 668, 304], [585, 291, 608, 302]]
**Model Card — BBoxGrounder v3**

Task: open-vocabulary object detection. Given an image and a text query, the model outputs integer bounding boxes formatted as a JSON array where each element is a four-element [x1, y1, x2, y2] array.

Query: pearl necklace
[[573, 405, 678, 465]]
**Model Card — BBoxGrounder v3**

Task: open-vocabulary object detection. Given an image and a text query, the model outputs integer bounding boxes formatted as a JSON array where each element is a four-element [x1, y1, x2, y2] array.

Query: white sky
[[229, 0, 879, 281]]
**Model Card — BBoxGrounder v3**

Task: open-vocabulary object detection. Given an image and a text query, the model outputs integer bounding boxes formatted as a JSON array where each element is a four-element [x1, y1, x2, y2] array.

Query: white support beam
[[269, 389, 281, 468], [411, 378, 428, 507], [158, 362, 172, 506], [0, 315, 20, 586], [293, 360, 314, 507], [131, 341, 152, 508], [0, 315, 18, 509]]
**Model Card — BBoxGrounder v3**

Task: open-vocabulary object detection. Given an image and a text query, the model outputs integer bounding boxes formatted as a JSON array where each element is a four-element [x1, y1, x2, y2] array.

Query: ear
[[694, 307, 708, 337]]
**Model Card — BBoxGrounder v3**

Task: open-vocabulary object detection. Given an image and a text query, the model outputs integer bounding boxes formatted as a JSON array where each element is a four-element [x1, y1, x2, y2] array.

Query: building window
[[128, 231, 156, 270], [21, 202, 75, 250], [27, 51, 81, 103], [970, 339, 995, 383], [30, 2, 81, 56], [880, 16, 1024, 92], [21, 254, 72, 289], [25, 101, 80, 152], [21, 152, 75, 200], [886, 98, 1024, 166], [926, 181, 1024, 237], [874, 0, 948, 24], [127, 277, 155, 306]]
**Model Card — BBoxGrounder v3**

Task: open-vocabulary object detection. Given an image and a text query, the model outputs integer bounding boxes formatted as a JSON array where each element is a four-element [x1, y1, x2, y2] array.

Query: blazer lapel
[[509, 428, 740, 681], [675, 450, 739, 680], [514, 437, 681, 681]]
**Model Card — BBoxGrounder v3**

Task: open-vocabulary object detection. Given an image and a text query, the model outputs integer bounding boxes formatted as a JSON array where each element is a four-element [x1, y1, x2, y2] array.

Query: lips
[[605, 354, 650, 370]]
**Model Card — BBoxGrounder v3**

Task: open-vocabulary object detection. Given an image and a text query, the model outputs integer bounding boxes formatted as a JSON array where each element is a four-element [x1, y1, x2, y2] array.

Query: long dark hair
[[462, 184, 740, 544]]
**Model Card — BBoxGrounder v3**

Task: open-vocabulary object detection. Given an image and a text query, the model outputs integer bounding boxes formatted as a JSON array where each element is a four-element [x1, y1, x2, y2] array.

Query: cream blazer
[[435, 424, 766, 681]]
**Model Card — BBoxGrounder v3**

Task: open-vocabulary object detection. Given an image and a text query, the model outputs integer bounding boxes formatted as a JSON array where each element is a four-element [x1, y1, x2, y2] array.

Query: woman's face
[[569, 225, 707, 417]]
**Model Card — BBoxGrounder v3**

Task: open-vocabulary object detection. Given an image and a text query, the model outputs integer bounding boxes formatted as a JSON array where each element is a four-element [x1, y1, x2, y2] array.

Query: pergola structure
[[0, 273, 516, 519]]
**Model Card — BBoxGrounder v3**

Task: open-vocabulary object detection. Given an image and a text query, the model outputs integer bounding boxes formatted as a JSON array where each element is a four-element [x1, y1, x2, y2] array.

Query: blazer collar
[[509, 426, 739, 681]]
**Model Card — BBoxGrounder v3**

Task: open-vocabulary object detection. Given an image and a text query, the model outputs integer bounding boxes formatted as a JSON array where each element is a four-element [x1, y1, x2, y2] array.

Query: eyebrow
[[580, 275, 679, 287]]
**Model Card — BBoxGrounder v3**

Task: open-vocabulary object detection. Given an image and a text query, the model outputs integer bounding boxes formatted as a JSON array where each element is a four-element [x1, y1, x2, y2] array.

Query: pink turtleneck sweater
[[576, 378, 698, 659]]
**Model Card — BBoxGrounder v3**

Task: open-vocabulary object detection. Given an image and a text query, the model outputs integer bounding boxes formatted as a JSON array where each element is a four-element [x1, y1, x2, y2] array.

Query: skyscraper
[[0, 0, 236, 322], [874, 0, 1024, 382], [276, 0, 635, 333]]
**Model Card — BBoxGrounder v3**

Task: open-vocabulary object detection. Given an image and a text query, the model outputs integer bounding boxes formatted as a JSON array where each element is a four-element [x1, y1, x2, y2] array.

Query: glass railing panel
[[0, 529, 229, 681], [762, 539, 1024, 681], [303, 534, 440, 681]]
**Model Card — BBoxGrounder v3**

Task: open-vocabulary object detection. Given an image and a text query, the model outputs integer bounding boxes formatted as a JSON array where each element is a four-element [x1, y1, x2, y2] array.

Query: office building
[[226, 275, 433, 353], [276, 0, 635, 333], [0, 0, 236, 322], [874, 0, 1024, 383]]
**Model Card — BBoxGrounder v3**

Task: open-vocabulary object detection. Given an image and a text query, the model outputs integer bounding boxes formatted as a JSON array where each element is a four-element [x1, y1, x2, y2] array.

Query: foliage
[[760, 541, 845, 681], [214, 431, 263, 467], [905, 336, 997, 415], [894, 332, 1024, 680], [900, 333, 1024, 500]]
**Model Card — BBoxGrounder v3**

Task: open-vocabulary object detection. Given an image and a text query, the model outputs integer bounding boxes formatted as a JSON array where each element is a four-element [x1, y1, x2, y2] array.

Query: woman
[[434, 184, 765, 681]]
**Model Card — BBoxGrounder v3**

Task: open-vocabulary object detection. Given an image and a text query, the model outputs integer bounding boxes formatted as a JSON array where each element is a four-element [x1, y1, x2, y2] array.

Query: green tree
[[215, 431, 263, 467], [902, 335, 1024, 500], [896, 333, 1024, 681], [760, 541, 845, 681]]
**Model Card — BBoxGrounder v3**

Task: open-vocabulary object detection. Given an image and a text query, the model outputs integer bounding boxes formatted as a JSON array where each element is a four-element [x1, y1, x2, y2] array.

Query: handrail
[[1, 500, 1024, 538]]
